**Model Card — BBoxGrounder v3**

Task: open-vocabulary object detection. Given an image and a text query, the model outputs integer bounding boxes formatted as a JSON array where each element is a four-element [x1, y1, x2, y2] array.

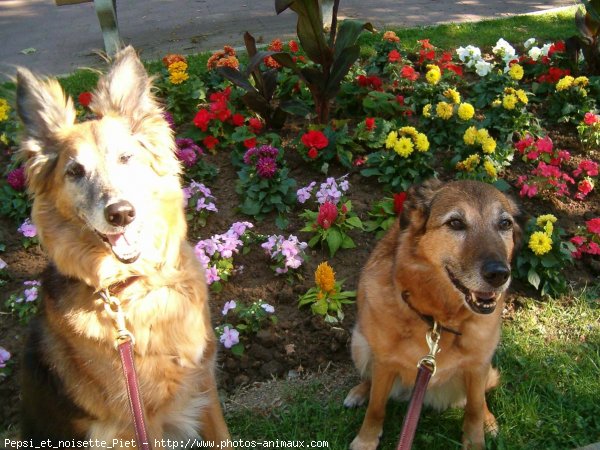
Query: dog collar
[[401, 290, 462, 336]]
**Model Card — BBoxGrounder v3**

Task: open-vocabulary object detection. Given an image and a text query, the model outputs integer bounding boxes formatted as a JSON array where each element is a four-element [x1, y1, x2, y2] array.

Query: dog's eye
[[447, 218, 466, 231], [65, 162, 85, 179], [499, 218, 513, 231], [119, 154, 132, 164]]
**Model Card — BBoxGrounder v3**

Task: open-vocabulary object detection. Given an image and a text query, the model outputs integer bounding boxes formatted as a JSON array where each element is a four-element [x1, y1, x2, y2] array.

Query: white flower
[[524, 38, 537, 49], [474, 60, 493, 77], [456, 45, 482, 68], [0, 257, 6, 270], [492, 38, 516, 62], [540, 43, 552, 57], [528, 46, 542, 61]]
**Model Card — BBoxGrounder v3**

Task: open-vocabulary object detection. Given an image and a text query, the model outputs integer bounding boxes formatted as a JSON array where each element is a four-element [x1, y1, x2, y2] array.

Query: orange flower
[[216, 56, 240, 70], [224, 45, 237, 56], [315, 262, 336, 293], [207, 46, 239, 70], [268, 38, 283, 52], [162, 53, 186, 67], [383, 31, 400, 43], [264, 56, 281, 69]]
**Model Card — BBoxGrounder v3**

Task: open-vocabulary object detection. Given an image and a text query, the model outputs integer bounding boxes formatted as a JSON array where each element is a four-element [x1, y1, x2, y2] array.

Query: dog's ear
[[91, 46, 161, 129], [506, 194, 529, 256], [399, 178, 443, 234], [16, 68, 76, 193]]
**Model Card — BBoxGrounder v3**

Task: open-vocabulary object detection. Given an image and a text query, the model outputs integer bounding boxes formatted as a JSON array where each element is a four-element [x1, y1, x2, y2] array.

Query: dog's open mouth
[[446, 268, 498, 314], [96, 228, 141, 264]]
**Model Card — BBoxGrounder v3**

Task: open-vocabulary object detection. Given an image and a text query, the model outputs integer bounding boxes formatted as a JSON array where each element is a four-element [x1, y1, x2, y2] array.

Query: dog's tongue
[[106, 230, 138, 261], [473, 291, 496, 300]]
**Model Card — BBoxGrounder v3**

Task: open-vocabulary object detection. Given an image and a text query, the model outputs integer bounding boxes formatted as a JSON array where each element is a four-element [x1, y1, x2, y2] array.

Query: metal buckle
[[418, 321, 441, 376], [99, 289, 136, 347]]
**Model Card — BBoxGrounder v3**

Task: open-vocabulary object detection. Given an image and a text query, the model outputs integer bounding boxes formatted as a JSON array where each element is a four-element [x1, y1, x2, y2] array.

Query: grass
[[225, 290, 600, 449]]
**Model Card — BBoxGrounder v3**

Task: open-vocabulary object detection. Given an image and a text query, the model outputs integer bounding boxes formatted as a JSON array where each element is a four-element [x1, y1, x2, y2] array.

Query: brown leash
[[396, 322, 441, 450], [101, 290, 152, 450]]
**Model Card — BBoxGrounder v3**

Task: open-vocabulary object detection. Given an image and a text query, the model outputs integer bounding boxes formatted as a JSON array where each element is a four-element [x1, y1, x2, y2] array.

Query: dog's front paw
[[349, 435, 378, 450], [484, 410, 498, 436], [344, 382, 369, 408]]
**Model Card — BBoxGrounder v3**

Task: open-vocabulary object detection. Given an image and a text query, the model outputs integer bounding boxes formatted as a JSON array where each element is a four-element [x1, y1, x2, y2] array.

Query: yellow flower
[[436, 101, 453, 120], [399, 126, 418, 137], [484, 160, 497, 179], [394, 137, 414, 157], [476, 128, 490, 144], [385, 131, 398, 149], [556, 75, 574, 91], [0, 134, 8, 145], [529, 231, 552, 256], [425, 65, 441, 85], [457, 103, 475, 121], [168, 61, 188, 73], [502, 94, 518, 110], [315, 262, 336, 293], [463, 126, 478, 146], [574, 76, 589, 87], [0, 98, 9, 122], [169, 70, 189, 85], [415, 133, 430, 152], [492, 99, 502, 107], [580, 88, 588, 97], [456, 154, 480, 172], [536, 214, 557, 227], [544, 222, 554, 236], [422, 104, 432, 118], [516, 89, 529, 105], [508, 63, 524, 81], [504, 87, 516, 95], [443, 88, 461, 104], [481, 137, 497, 154]]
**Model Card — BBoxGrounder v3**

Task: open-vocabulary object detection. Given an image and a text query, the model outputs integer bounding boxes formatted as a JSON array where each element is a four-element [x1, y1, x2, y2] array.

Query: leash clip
[[418, 321, 441, 376], [100, 289, 136, 347]]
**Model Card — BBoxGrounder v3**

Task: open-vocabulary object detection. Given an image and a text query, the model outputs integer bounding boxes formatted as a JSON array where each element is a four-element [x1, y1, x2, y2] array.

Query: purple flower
[[176, 147, 197, 167], [0, 257, 6, 270], [243, 147, 258, 165], [7, 167, 26, 191], [205, 266, 220, 285], [222, 300, 237, 316], [256, 157, 277, 178], [0, 346, 10, 368], [258, 145, 279, 159], [163, 111, 176, 130], [196, 198, 217, 212], [18, 219, 37, 238], [261, 235, 279, 255], [229, 221, 253, 238], [220, 326, 240, 349], [194, 246, 210, 267], [260, 303, 275, 313], [297, 182, 316, 204]]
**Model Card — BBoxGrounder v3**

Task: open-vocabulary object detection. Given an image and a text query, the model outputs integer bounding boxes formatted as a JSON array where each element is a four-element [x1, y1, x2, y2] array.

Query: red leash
[[396, 323, 441, 450], [101, 290, 152, 450]]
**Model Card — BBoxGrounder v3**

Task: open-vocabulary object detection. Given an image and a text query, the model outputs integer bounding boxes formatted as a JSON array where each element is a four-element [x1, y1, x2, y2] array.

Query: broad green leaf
[[333, 20, 374, 60], [312, 298, 329, 316], [288, 0, 332, 66], [218, 66, 255, 93], [326, 227, 343, 256], [326, 44, 360, 98], [527, 268, 541, 290]]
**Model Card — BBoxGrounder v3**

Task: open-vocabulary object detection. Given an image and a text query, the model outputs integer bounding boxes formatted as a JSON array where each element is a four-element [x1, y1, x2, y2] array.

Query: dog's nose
[[105, 201, 136, 227], [481, 261, 510, 287]]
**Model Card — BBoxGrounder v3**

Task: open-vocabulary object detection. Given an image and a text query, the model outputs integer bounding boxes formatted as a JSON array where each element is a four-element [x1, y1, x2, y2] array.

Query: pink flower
[[570, 236, 585, 246], [583, 112, 599, 125], [574, 179, 594, 200], [256, 157, 277, 178], [317, 202, 338, 229], [7, 167, 26, 191], [586, 218, 600, 235], [535, 136, 553, 154], [222, 300, 237, 316], [535, 162, 561, 178], [220, 326, 240, 349], [526, 150, 539, 160], [587, 242, 600, 255], [18, 219, 37, 238], [519, 183, 538, 198], [515, 135, 534, 153], [573, 160, 599, 178]]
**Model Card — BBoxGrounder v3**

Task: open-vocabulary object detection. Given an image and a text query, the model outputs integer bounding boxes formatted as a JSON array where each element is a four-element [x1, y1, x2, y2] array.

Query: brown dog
[[16, 47, 230, 446], [344, 179, 523, 449]]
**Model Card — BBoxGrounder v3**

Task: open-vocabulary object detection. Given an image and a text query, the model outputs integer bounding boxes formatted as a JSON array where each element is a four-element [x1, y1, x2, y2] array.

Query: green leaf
[[340, 234, 356, 249], [527, 268, 541, 290], [308, 234, 321, 247], [287, 0, 332, 67], [275, 214, 289, 229], [326, 228, 343, 256], [326, 44, 360, 98], [333, 20, 374, 60], [345, 215, 363, 229], [312, 298, 329, 316], [230, 343, 245, 356]]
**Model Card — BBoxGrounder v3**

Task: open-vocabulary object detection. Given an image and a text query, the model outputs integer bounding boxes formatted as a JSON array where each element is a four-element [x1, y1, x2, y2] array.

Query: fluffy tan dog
[[344, 179, 524, 449], [17, 47, 230, 447]]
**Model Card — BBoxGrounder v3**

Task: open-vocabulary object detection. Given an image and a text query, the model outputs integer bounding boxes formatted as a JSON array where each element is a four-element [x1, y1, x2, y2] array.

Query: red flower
[[301, 130, 329, 150], [357, 75, 369, 87], [393, 192, 407, 215], [548, 40, 565, 57], [244, 137, 257, 149], [575, 179, 594, 200], [209, 87, 232, 102], [7, 167, 26, 191], [443, 63, 463, 77], [203, 135, 219, 150], [440, 51, 452, 62], [288, 40, 299, 53], [418, 39, 434, 50], [268, 38, 283, 52], [388, 50, 401, 63], [248, 118, 263, 134], [193, 109, 212, 131], [365, 117, 376, 131], [78, 92, 92, 107], [317, 202, 338, 229], [263, 56, 282, 69], [584, 112, 599, 125], [232, 113, 245, 127], [368, 75, 383, 91], [307, 147, 318, 159], [400, 65, 419, 81], [586, 218, 600, 235], [396, 95, 405, 105]]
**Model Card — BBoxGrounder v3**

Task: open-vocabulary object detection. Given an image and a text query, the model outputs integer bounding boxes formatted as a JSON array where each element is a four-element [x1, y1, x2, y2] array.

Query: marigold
[[383, 31, 400, 43], [315, 262, 336, 293], [399, 126, 418, 137], [422, 104, 432, 118], [484, 160, 497, 179], [476, 128, 490, 143], [529, 231, 552, 256], [425, 65, 441, 85], [481, 137, 497, 154], [515, 89, 528, 104], [463, 126, 478, 145], [435, 101, 453, 120], [0, 134, 8, 145], [492, 99, 502, 107], [415, 133, 430, 152], [169, 70, 189, 85], [394, 137, 414, 157], [385, 131, 398, 149], [216, 56, 240, 70], [536, 214, 557, 226], [168, 61, 188, 73], [556, 75, 574, 91], [573, 76, 589, 87], [457, 103, 475, 121], [0, 98, 10, 122], [502, 94, 517, 110], [456, 154, 480, 172], [508, 63, 524, 81], [443, 88, 461, 104]]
